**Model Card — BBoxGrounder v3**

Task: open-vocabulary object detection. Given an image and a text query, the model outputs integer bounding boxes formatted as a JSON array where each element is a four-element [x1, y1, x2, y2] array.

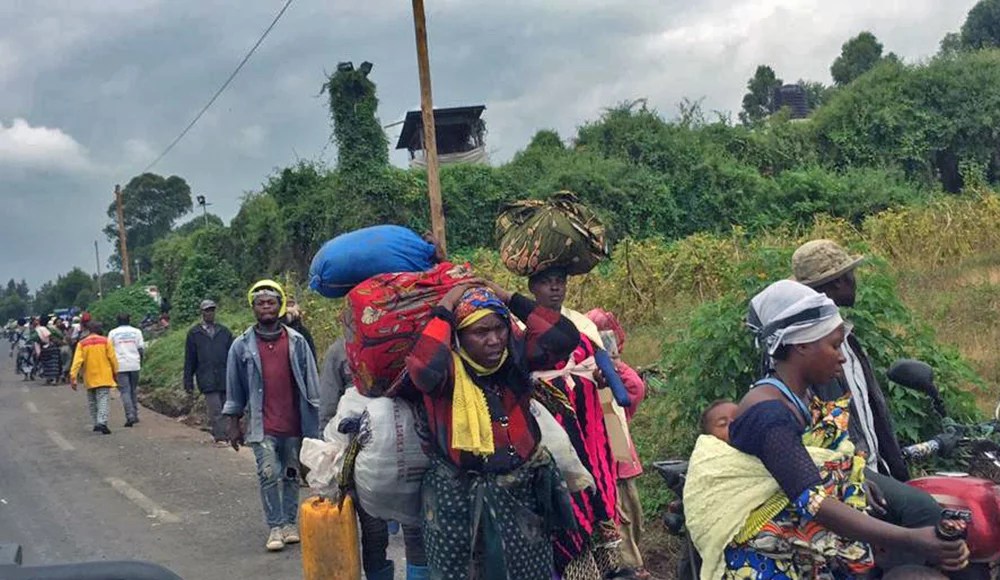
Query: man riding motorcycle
[[10, 318, 35, 379], [792, 240, 943, 559]]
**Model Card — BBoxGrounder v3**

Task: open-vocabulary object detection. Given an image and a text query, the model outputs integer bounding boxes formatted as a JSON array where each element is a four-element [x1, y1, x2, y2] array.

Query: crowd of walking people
[[5, 232, 973, 580], [204, 235, 968, 580]]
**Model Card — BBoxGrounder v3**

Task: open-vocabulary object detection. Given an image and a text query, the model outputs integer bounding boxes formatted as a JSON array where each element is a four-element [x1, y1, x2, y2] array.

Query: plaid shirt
[[405, 293, 579, 472]]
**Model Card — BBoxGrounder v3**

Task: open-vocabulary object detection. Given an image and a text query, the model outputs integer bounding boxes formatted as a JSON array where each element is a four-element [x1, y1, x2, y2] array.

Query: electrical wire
[[141, 0, 295, 173]]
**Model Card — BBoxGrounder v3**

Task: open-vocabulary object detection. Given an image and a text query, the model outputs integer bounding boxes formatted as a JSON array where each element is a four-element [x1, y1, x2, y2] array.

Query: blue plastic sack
[[309, 225, 437, 298]]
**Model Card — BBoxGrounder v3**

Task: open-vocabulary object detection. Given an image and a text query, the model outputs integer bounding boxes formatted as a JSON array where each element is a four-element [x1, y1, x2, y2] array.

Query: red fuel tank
[[908, 474, 1000, 562]]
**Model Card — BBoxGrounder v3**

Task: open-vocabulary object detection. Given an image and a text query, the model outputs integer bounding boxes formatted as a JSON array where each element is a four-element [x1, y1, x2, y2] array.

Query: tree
[[173, 213, 224, 237], [831, 32, 886, 86], [229, 192, 286, 281], [814, 50, 1000, 192], [171, 253, 239, 322], [962, 0, 1000, 49], [322, 64, 389, 174], [103, 173, 193, 272], [32, 268, 96, 314], [797, 80, 832, 111], [739, 65, 783, 125], [0, 295, 28, 322], [939, 32, 965, 57]]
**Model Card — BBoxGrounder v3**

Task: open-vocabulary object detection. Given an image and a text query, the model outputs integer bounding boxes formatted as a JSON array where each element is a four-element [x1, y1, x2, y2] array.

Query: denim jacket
[[223, 325, 320, 443]]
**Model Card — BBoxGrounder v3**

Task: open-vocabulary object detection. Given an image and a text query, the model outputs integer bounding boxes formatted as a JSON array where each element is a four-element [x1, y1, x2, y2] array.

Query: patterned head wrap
[[451, 286, 512, 457], [455, 287, 510, 330], [747, 279, 843, 356]]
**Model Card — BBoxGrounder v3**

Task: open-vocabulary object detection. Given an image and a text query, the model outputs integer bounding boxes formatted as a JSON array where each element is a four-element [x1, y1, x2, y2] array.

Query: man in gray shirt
[[317, 337, 426, 579], [318, 338, 351, 434]]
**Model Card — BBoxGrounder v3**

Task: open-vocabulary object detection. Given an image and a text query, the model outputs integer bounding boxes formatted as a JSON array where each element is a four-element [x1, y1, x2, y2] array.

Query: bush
[[88, 285, 159, 330], [660, 248, 980, 451], [171, 254, 240, 323], [150, 233, 194, 300]]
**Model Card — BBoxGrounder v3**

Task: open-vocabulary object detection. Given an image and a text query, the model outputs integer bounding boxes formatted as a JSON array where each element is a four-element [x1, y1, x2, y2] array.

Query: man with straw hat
[[792, 240, 943, 564]]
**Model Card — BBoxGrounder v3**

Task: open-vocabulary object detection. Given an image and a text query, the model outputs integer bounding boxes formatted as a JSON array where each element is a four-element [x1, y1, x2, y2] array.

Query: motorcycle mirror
[[887, 359, 936, 395]]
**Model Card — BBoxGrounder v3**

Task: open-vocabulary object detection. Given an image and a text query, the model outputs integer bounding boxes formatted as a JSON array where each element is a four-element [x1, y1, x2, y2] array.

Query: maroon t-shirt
[[258, 330, 301, 437]]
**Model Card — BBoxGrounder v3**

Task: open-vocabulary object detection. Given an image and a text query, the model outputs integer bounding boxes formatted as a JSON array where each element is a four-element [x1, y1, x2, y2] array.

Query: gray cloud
[[0, 0, 978, 290]]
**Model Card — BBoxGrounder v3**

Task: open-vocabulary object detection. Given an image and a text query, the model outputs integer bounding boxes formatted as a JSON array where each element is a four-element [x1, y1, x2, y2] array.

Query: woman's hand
[[482, 280, 513, 304], [905, 527, 969, 571], [438, 280, 482, 311]]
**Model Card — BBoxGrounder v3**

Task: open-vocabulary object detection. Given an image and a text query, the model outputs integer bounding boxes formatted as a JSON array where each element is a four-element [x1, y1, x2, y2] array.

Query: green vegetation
[[0, 278, 31, 321], [78, 45, 1000, 326], [831, 31, 894, 87], [87, 285, 158, 330], [103, 173, 194, 272]]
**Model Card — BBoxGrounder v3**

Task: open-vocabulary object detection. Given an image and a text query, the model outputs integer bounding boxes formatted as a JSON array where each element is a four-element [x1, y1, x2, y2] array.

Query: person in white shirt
[[108, 313, 146, 427]]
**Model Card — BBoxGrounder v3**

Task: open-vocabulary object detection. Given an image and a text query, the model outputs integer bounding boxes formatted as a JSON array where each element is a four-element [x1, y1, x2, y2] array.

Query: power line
[[141, 0, 295, 173]]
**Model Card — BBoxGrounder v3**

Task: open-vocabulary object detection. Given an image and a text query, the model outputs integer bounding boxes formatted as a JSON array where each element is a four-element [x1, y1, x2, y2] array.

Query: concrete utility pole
[[411, 0, 447, 255], [94, 240, 103, 299], [115, 184, 132, 286]]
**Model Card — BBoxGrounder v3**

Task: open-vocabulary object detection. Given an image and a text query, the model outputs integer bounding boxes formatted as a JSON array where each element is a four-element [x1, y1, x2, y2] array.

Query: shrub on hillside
[[659, 249, 980, 451], [88, 285, 159, 330], [151, 233, 194, 300], [814, 50, 1000, 191], [171, 254, 240, 322]]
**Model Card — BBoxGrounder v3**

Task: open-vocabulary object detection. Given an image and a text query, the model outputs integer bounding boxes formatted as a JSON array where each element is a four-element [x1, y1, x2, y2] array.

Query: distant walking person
[[224, 280, 320, 552], [70, 322, 118, 435], [108, 313, 146, 427], [183, 300, 234, 443]]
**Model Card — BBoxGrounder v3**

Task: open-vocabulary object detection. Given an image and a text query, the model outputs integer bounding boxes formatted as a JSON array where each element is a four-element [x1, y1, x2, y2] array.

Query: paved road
[[0, 356, 404, 579]]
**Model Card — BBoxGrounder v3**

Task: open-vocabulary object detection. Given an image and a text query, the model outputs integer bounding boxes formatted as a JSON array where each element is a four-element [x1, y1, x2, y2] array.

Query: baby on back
[[699, 399, 738, 443]]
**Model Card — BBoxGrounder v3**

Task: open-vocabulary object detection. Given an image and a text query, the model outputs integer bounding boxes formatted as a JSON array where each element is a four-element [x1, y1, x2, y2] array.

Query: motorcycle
[[651, 459, 698, 580], [15, 344, 35, 381], [653, 359, 1000, 580], [887, 359, 1000, 580]]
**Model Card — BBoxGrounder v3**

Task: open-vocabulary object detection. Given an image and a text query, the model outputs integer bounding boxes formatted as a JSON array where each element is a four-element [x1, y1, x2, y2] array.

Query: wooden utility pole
[[115, 184, 132, 286], [94, 240, 103, 299], [411, 0, 447, 254]]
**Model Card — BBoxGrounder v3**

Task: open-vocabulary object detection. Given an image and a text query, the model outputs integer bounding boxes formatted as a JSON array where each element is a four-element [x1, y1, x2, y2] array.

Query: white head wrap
[[747, 279, 843, 356]]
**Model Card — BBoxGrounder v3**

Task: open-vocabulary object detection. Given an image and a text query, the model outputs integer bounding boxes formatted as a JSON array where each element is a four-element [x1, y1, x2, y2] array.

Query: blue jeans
[[250, 435, 301, 528]]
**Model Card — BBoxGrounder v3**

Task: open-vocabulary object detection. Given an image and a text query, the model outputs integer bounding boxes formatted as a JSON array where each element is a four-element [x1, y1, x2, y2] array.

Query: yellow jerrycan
[[300, 495, 361, 580]]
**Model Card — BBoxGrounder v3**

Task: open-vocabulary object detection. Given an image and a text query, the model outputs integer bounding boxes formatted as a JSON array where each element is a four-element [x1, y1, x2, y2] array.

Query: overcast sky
[[0, 0, 978, 290]]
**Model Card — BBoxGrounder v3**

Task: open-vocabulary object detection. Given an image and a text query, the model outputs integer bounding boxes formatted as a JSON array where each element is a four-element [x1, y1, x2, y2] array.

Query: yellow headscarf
[[451, 307, 509, 457]]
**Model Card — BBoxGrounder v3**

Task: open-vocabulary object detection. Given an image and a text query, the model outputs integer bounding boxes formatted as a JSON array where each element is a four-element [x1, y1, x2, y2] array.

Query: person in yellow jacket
[[70, 322, 119, 434]]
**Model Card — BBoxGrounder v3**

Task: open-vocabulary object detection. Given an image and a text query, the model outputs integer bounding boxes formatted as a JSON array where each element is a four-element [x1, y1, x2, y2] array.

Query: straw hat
[[791, 240, 864, 288]]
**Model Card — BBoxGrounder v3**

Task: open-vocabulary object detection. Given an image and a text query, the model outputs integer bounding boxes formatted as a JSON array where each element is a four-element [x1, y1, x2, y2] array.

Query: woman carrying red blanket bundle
[[405, 280, 580, 580]]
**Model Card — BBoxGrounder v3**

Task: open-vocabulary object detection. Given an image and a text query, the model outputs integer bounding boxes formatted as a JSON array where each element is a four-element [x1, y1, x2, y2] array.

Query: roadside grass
[[139, 306, 253, 423], [897, 257, 1000, 411]]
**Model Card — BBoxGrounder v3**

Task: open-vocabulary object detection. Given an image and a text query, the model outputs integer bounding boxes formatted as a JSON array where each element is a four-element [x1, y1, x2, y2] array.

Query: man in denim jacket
[[224, 279, 320, 552]]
